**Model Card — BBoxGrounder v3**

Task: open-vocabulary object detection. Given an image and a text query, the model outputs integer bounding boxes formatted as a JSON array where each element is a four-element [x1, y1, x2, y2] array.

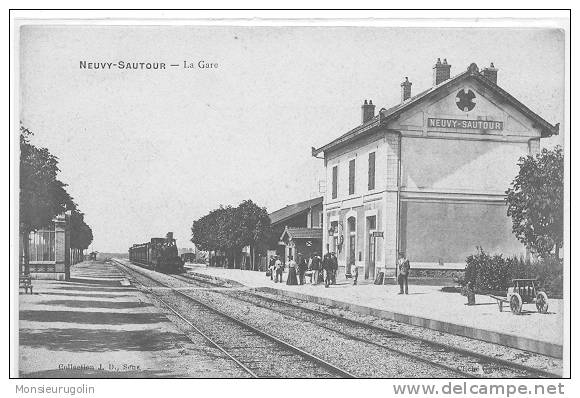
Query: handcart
[[488, 279, 548, 314]]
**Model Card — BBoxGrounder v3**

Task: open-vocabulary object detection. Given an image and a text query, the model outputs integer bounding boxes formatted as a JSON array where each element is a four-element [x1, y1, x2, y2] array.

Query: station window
[[332, 165, 338, 199], [367, 215, 376, 230], [349, 159, 356, 195], [368, 152, 375, 191]]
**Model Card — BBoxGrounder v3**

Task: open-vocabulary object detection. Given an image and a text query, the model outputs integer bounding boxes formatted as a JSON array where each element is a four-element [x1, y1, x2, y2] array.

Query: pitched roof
[[312, 63, 559, 156], [269, 196, 323, 226], [280, 227, 323, 241]]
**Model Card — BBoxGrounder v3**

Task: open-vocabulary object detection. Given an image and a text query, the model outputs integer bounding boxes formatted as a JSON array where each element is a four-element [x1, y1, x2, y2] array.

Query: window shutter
[[332, 166, 338, 199], [368, 152, 375, 191], [349, 159, 355, 195]]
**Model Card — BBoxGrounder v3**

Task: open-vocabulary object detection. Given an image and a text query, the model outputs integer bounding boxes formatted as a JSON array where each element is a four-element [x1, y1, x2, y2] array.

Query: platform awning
[[279, 227, 323, 242]]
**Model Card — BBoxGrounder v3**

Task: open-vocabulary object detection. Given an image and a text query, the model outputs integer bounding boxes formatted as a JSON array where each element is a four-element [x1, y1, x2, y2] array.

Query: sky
[[19, 25, 565, 252]]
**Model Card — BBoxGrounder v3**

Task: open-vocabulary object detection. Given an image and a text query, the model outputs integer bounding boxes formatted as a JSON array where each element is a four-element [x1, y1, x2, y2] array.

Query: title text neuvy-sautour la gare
[[79, 60, 219, 70]]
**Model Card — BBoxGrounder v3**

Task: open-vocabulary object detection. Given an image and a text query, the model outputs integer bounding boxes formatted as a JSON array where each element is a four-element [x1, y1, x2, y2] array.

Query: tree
[[69, 211, 93, 250], [191, 206, 233, 267], [20, 125, 76, 274], [191, 200, 273, 269], [191, 206, 231, 252], [506, 146, 564, 258], [235, 200, 273, 270]]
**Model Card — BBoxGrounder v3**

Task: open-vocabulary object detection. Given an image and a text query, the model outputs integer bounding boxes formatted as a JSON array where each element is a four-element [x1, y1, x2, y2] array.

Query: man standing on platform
[[397, 252, 410, 295], [330, 252, 338, 285], [310, 252, 321, 285], [297, 253, 307, 285], [322, 251, 333, 288], [274, 256, 284, 283], [268, 255, 276, 281]]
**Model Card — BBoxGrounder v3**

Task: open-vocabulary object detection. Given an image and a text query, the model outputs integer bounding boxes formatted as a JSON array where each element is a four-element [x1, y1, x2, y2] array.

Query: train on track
[[180, 252, 196, 263], [129, 232, 184, 273]]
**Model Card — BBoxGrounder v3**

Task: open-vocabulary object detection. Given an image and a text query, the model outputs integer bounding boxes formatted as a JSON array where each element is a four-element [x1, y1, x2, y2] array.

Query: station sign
[[372, 231, 384, 238], [428, 118, 503, 131]]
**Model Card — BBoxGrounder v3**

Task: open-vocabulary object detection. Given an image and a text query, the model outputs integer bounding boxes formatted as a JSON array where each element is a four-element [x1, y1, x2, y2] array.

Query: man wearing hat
[[268, 255, 276, 280], [297, 252, 307, 285], [309, 252, 321, 284], [322, 251, 333, 288], [274, 256, 284, 283], [397, 251, 410, 294], [330, 252, 338, 285]]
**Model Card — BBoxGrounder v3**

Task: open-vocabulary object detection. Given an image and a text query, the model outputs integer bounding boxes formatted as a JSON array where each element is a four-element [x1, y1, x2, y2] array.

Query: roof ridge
[[313, 68, 557, 156], [269, 196, 324, 225]]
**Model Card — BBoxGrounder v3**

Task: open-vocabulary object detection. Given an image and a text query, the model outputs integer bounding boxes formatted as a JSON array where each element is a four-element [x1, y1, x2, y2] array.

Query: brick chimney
[[482, 62, 498, 84], [361, 99, 375, 123], [401, 77, 412, 102], [433, 58, 451, 85]]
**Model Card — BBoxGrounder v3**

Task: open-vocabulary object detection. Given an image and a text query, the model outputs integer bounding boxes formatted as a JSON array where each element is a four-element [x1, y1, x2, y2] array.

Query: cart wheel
[[510, 293, 522, 314], [536, 292, 549, 313]]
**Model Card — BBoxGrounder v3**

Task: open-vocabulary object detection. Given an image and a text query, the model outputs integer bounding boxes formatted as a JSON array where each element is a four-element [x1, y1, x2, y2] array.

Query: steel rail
[[173, 274, 474, 378], [113, 259, 356, 378], [178, 272, 561, 379], [141, 285, 258, 378], [113, 261, 257, 377]]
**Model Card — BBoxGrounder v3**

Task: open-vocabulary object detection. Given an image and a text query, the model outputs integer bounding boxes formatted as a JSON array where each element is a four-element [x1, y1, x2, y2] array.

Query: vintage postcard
[[10, 10, 570, 388]]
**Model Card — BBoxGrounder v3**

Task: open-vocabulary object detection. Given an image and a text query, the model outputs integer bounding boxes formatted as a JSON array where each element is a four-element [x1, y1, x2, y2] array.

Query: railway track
[[174, 272, 561, 379], [112, 260, 355, 378]]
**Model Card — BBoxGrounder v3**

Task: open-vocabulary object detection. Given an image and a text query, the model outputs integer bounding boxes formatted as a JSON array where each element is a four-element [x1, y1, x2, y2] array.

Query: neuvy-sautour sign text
[[428, 118, 503, 130]]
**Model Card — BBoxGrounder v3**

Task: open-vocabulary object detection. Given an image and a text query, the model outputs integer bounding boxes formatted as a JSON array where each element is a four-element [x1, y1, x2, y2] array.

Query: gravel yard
[[186, 265, 563, 350], [184, 286, 464, 378], [251, 289, 563, 376], [117, 261, 466, 377], [119, 262, 348, 377], [114, 260, 562, 378], [175, 273, 560, 378], [174, 272, 562, 375]]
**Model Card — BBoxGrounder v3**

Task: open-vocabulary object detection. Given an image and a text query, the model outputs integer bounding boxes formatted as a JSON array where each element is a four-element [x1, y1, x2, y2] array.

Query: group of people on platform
[[267, 251, 339, 288], [266, 250, 412, 293]]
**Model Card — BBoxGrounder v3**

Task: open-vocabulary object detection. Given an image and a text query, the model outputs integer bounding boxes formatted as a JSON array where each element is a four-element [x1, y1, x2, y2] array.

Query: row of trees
[[20, 125, 93, 274], [190, 200, 273, 269], [69, 211, 94, 251]]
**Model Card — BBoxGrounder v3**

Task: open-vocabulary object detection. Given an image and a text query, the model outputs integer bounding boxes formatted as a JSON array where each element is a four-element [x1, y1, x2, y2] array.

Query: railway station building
[[269, 197, 323, 263], [312, 60, 559, 282]]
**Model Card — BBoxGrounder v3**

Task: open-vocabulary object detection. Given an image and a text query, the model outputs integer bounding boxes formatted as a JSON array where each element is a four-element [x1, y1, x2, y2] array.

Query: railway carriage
[[129, 232, 184, 273], [180, 252, 196, 264]]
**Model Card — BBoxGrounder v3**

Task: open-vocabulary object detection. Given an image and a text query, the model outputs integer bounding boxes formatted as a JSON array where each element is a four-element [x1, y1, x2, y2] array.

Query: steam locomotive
[[129, 232, 184, 273]]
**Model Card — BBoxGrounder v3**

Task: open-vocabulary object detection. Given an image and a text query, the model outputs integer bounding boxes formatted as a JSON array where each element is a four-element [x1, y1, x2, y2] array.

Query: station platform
[[17, 261, 247, 378], [184, 264, 564, 358]]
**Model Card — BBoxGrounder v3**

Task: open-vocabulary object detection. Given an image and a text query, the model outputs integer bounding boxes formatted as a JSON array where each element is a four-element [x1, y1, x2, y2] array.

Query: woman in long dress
[[286, 255, 298, 285]]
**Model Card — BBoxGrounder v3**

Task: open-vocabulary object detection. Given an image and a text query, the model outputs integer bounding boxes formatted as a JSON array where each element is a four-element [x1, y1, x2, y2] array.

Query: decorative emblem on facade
[[456, 88, 476, 112]]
